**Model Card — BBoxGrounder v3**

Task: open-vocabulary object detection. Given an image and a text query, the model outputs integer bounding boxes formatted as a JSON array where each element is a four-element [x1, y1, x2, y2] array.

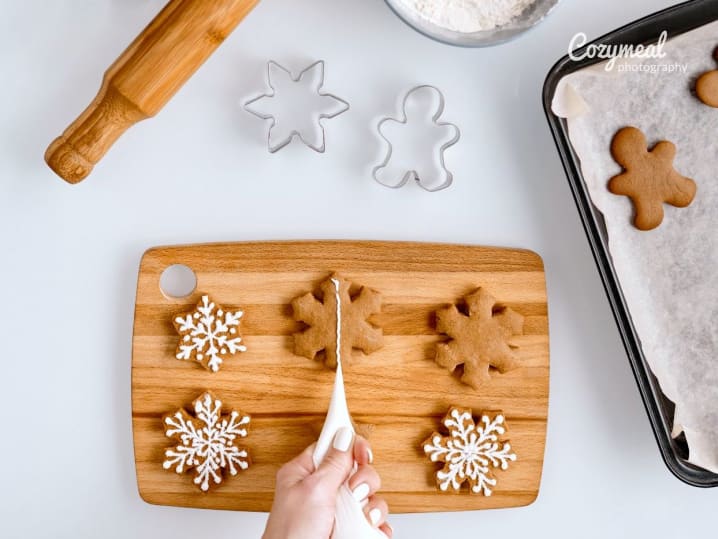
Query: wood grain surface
[[132, 241, 549, 513]]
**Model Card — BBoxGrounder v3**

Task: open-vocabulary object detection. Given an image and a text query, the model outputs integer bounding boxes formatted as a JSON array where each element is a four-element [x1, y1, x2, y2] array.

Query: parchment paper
[[552, 22, 718, 472]]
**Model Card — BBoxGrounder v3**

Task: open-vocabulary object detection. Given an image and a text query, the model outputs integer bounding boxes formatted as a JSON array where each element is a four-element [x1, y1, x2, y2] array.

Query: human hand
[[262, 427, 392, 539]]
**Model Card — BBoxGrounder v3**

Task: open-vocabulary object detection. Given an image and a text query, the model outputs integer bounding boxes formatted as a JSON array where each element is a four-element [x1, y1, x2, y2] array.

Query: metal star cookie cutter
[[243, 60, 350, 153], [372, 85, 460, 192]]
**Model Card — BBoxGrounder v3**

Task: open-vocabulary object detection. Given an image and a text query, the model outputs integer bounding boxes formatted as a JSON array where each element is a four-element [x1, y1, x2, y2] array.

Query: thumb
[[314, 427, 355, 489]]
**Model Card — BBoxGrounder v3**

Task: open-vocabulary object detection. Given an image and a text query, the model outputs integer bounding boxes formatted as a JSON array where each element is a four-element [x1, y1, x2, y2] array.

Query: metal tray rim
[[542, 0, 718, 487]]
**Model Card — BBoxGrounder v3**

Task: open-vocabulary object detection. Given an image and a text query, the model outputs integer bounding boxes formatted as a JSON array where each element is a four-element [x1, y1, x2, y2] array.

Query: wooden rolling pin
[[45, 0, 260, 184]]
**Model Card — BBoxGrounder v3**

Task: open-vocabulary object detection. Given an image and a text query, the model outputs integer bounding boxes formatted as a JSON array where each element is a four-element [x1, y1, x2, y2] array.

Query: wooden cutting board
[[132, 241, 549, 512]]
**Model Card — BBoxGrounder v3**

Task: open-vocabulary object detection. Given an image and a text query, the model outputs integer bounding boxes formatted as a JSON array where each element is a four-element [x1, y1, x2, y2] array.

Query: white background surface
[[1, 0, 715, 537]]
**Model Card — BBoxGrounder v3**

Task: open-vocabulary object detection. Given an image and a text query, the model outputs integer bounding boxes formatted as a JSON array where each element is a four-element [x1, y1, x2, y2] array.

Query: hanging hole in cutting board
[[160, 264, 197, 300]]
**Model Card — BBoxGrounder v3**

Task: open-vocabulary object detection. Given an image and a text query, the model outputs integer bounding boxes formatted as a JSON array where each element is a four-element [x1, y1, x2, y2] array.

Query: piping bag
[[311, 279, 387, 539]]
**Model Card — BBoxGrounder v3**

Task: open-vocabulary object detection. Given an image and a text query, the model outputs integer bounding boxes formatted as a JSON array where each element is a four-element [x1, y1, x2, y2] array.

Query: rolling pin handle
[[45, 84, 147, 184]]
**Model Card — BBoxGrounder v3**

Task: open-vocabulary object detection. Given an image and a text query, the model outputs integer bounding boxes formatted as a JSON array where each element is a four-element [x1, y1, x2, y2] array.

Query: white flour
[[399, 0, 536, 33]]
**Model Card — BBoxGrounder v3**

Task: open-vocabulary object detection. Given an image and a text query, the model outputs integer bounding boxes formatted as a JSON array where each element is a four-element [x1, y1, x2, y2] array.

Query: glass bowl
[[384, 0, 560, 47]]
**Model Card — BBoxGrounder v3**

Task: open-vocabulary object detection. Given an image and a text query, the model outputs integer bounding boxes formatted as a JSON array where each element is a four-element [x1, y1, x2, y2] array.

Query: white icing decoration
[[312, 278, 386, 539], [163, 392, 250, 492], [174, 295, 247, 372], [333, 278, 342, 363], [423, 408, 516, 496]]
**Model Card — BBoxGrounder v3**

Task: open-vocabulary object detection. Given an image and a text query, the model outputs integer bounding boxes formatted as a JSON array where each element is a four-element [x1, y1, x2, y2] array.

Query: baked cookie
[[608, 126, 696, 231], [696, 46, 718, 107], [292, 274, 383, 369], [435, 288, 523, 389], [163, 391, 251, 492], [173, 294, 247, 372], [423, 407, 516, 496]]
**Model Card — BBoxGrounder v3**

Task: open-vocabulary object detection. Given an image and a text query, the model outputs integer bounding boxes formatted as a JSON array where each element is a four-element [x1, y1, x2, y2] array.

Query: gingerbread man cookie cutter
[[372, 85, 460, 192], [243, 60, 350, 153]]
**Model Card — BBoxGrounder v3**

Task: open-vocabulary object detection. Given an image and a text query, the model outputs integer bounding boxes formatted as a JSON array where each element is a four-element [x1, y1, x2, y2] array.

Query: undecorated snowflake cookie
[[173, 294, 247, 372], [163, 391, 251, 492], [292, 274, 383, 369], [435, 287, 523, 389], [423, 407, 516, 496]]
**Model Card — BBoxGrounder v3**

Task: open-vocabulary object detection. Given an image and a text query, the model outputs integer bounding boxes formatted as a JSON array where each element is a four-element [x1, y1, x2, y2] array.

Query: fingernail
[[369, 508, 382, 526], [333, 427, 353, 452], [366, 447, 374, 464], [352, 483, 370, 502]]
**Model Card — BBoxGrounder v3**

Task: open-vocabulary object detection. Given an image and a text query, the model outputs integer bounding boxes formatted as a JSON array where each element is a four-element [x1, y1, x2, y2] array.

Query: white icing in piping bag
[[312, 278, 387, 539]]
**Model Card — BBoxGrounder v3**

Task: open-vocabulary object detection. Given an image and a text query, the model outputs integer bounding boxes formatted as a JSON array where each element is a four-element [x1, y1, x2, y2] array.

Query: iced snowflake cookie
[[435, 288, 523, 389], [291, 274, 383, 369], [423, 407, 516, 496], [173, 294, 247, 372], [163, 391, 251, 492], [608, 126, 697, 231]]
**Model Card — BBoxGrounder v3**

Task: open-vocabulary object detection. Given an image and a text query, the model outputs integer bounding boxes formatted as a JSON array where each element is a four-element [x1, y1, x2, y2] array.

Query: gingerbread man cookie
[[696, 47, 718, 108], [608, 126, 696, 231]]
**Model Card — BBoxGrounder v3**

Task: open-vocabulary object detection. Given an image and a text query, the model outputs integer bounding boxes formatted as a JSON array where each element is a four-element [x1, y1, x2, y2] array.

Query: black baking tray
[[543, 0, 718, 487]]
